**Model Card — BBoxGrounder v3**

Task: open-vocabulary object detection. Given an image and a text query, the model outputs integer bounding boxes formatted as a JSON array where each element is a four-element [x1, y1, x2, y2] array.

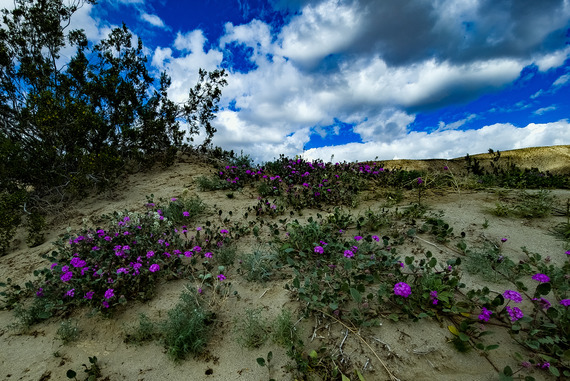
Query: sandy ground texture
[[0, 145, 569, 381]]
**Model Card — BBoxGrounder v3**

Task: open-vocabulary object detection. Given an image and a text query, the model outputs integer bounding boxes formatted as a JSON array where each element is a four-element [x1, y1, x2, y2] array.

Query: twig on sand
[[316, 309, 401, 381], [339, 328, 349, 355]]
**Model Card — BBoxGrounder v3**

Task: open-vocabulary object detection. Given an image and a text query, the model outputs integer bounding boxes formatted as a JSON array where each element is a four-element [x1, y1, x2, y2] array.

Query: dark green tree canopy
[[0, 0, 227, 197]]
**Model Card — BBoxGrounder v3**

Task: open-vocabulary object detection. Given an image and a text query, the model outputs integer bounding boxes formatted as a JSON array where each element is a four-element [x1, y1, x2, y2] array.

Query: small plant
[[66, 356, 101, 381], [256, 351, 276, 381], [239, 246, 277, 283], [124, 313, 156, 345], [234, 307, 269, 349], [195, 175, 231, 191], [57, 319, 80, 345], [160, 290, 212, 361], [215, 243, 238, 266], [271, 309, 298, 347]]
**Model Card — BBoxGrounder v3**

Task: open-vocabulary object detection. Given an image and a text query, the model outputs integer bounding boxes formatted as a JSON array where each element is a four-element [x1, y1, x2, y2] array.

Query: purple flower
[[343, 250, 354, 258], [217, 273, 226, 281], [314, 246, 324, 254], [84, 291, 94, 299], [532, 297, 551, 310], [183, 211, 190, 217], [70, 257, 86, 268], [104, 289, 114, 299], [394, 282, 411, 298], [146, 250, 155, 258], [65, 289, 75, 298], [532, 273, 550, 283], [36, 288, 44, 297], [417, 177, 423, 185], [193, 245, 202, 252], [354, 236, 363, 241], [204, 252, 213, 258], [116, 267, 129, 274], [102, 301, 109, 308], [184, 251, 193, 258], [372, 235, 380, 242], [478, 307, 493, 322], [60, 271, 73, 282], [220, 229, 229, 234], [560, 299, 570, 307], [538, 362, 550, 369], [443, 166, 449, 170], [429, 291, 438, 305], [503, 290, 523, 303], [50, 263, 58, 270], [566, 250, 570, 255], [505, 306, 524, 322], [501, 238, 508, 243], [149, 264, 160, 273], [399, 262, 405, 268]]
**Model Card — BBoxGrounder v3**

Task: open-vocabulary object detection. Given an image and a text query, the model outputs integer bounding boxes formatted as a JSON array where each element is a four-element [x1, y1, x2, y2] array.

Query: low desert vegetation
[[1, 148, 569, 380]]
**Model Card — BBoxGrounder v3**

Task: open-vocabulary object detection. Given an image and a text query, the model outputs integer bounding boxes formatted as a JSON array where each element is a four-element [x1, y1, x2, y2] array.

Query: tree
[[0, 0, 227, 197], [0, 0, 227, 252]]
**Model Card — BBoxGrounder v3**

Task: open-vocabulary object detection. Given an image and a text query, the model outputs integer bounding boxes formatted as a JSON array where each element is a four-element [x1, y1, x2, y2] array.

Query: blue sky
[[4, 0, 569, 162]]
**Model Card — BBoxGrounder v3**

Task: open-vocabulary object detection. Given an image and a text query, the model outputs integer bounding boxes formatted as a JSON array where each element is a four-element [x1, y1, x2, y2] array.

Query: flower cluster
[[394, 282, 411, 298], [505, 305, 524, 322], [503, 290, 523, 303], [478, 307, 493, 322]]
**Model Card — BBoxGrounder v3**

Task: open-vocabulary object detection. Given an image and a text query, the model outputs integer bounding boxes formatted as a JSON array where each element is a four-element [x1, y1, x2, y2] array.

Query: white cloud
[[276, 0, 362, 68], [302, 120, 570, 163], [534, 106, 557, 115], [153, 30, 224, 103], [535, 47, 570, 71], [552, 73, 570, 88], [140, 12, 165, 28], [437, 114, 477, 132]]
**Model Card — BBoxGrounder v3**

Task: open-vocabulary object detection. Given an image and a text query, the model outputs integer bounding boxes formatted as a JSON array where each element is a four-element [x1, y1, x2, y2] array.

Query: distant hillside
[[376, 145, 570, 174]]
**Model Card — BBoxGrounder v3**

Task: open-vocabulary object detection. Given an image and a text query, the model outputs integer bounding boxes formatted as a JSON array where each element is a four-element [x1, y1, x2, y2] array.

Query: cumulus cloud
[[302, 120, 570, 163], [78, 0, 569, 163], [140, 12, 165, 28], [152, 30, 224, 103]]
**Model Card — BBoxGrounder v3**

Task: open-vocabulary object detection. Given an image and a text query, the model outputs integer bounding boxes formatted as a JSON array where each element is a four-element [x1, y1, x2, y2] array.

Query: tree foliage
[[0, 0, 227, 253]]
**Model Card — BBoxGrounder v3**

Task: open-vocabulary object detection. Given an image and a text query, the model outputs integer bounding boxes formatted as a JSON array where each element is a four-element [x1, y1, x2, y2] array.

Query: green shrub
[[124, 313, 157, 345], [0, 191, 26, 255], [160, 290, 212, 361], [234, 307, 269, 349], [26, 211, 46, 248]]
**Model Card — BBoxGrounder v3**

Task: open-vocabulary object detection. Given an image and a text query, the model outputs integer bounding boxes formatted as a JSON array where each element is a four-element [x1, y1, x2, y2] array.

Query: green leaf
[[503, 366, 513, 376], [341, 374, 350, 381], [536, 283, 551, 296], [350, 288, 362, 304], [267, 351, 273, 362], [549, 366, 559, 377], [458, 332, 470, 342], [256, 357, 266, 367], [66, 369, 77, 379], [309, 350, 318, 359], [486, 344, 499, 351], [388, 313, 399, 322], [355, 369, 366, 381]]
